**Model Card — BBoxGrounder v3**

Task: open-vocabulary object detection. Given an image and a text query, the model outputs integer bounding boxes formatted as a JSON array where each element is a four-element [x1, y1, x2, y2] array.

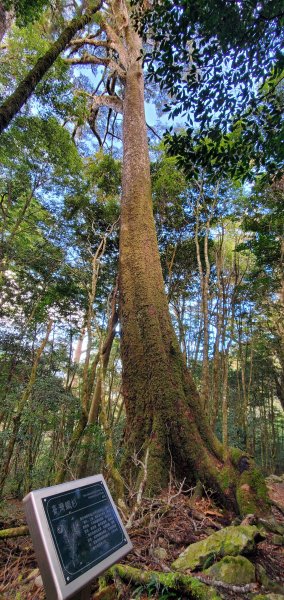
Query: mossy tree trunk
[[68, 0, 269, 515], [0, 2, 8, 42], [117, 14, 268, 516], [118, 39, 225, 498]]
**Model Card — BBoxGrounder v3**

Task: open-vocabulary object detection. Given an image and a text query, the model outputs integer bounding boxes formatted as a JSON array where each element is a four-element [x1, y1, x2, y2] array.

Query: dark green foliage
[[2, 0, 49, 26], [86, 153, 122, 199], [164, 83, 284, 182], [0, 114, 88, 319], [133, 577, 183, 599], [238, 178, 284, 275], [0, 1, 102, 133], [138, 0, 283, 125], [134, 0, 284, 180], [0, 115, 83, 186]]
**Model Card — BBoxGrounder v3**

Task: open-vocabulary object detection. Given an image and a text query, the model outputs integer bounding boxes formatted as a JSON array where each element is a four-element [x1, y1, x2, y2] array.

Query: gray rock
[[34, 575, 43, 588], [259, 518, 284, 536]]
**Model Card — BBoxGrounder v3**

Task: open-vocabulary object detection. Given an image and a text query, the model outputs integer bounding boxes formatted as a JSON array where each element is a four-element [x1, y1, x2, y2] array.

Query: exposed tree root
[[0, 525, 29, 538], [108, 564, 222, 599], [92, 584, 117, 600], [195, 574, 258, 593]]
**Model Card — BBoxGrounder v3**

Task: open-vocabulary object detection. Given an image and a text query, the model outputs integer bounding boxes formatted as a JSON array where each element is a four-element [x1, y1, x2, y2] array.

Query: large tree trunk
[[67, 0, 269, 514], [118, 22, 268, 515]]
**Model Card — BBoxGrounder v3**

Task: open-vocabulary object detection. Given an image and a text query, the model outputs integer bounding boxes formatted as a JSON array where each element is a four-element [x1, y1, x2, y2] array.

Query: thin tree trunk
[[77, 286, 118, 478], [245, 335, 254, 453], [0, 319, 53, 496], [194, 195, 210, 411], [211, 234, 224, 428], [172, 300, 187, 360], [194, 189, 217, 413], [99, 352, 124, 502], [270, 390, 276, 471], [56, 231, 116, 484]]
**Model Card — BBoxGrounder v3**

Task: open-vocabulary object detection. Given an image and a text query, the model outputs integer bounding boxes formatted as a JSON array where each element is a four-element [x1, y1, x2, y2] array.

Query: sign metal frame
[[23, 475, 132, 600]]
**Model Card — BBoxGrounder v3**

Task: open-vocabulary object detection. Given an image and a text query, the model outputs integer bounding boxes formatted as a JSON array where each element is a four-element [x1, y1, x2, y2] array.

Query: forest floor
[[0, 477, 283, 600]]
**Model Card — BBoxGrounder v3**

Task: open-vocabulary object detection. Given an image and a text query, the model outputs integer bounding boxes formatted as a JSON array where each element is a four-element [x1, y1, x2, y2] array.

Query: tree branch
[[65, 53, 125, 79], [92, 94, 123, 113], [70, 36, 112, 49], [0, 1, 103, 134], [65, 53, 110, 67], [0, 525, 29, 539], [88, 106, 103, 146], [98, 17, 128, 67], [146, 122, 162, 140]]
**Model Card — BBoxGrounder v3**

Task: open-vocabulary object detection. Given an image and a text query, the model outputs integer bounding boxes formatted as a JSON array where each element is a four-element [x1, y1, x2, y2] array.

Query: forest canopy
[[0, 0, 283, 515]]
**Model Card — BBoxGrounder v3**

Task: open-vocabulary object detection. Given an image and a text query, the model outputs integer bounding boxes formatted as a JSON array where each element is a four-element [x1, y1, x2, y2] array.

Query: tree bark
[[211, 235, 223, 428], [116, 7, 268, 515], [0, 1, 102, 134], [0, 2, 13, 42], [118, 24, 226, 501], [69, 0, 269, 515], [0, 2, 7, 42]]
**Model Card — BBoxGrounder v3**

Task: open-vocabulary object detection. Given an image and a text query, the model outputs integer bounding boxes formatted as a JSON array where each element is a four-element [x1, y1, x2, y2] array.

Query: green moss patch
[[236, 468, 270, 516], [172, 525, 264, 572], [204, 555, 255, 585]]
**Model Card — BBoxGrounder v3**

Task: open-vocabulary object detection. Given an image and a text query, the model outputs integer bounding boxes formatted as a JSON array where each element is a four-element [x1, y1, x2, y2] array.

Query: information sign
[[23, 475, 132, 600]]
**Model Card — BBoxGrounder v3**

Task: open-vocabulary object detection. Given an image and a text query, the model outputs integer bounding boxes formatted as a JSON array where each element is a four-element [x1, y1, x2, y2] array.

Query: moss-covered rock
[[258, 518, 284, 536], [236, 468, 270, 516], [152, 546, 168, 560], [172, 525, 265, 572], [256, 564, 271, 588], [271, 534, 284, 546], [203, 555, 255, 585]]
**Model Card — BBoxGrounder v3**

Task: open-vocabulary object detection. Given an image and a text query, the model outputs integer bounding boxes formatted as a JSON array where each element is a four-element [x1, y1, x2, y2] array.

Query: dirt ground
[[0, 481, 284, 599]]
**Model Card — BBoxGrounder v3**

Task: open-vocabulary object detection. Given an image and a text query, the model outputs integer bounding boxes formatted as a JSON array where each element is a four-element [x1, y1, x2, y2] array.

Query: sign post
[[23, 475, 132, 600]]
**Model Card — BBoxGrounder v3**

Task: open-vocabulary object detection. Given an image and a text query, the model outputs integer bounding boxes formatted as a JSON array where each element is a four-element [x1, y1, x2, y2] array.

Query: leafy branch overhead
[[133, 0, 284, 179], [1, 0, 49, 26]]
